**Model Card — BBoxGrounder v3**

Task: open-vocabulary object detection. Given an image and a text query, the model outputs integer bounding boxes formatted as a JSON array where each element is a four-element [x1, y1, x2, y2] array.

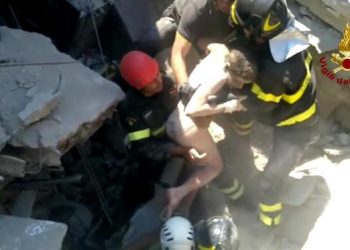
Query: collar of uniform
[[269, 18, 312, 63]]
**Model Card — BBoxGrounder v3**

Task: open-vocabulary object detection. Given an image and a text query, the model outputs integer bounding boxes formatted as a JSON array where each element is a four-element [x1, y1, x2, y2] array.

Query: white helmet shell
[[160, 216, 195, 250]]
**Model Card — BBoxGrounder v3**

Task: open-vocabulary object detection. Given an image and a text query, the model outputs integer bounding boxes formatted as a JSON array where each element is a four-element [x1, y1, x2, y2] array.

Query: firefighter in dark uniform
[[118, 50, 191, 180], [170, 0, 235, 87], [226, 0, 320, 227], [118, 50, 220, 219], [135, 0, 235, 82]]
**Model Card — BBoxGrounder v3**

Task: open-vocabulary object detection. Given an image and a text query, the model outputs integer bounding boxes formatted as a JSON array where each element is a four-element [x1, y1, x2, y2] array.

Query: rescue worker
[[118, 50, 214, 220], [169, 0, 236, 88], [118, 50, 189, 175], [186, 0, 320, 227], [135, 0, 236, 81]]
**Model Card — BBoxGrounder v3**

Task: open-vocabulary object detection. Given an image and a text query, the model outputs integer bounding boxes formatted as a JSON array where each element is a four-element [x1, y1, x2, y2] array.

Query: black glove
[[207, 92, 237, 106], [178, 84, 196, 105]]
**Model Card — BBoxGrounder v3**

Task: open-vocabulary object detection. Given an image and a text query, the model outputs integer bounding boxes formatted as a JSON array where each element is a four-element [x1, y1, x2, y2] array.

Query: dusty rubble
[[0, 26, 124, 175], [0, 0, 350, 250]]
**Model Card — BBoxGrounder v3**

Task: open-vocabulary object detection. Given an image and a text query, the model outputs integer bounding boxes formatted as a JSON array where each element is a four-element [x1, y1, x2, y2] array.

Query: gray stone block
[[0, 215, 67, 250], [0, 26, 125, 166]]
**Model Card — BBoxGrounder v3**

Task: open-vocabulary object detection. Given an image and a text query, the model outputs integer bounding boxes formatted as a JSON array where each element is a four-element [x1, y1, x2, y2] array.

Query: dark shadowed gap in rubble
[[0, 0, 78, 52], [51, 112, 159, 250], [0, 0, 133, 64], [0, 1, 153, 249]]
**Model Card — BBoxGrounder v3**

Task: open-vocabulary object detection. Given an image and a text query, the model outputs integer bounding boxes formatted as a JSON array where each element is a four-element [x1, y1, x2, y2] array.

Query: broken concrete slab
[[0, 126, 8, 151], [19, 91, 60, 126], [0, 26, 125, 166], [0, 215, 67, 250], [0, 154, 26, 177]]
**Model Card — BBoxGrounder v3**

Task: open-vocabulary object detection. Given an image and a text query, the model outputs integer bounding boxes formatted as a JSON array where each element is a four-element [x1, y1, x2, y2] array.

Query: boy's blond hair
[[225, 49, 257, 83]]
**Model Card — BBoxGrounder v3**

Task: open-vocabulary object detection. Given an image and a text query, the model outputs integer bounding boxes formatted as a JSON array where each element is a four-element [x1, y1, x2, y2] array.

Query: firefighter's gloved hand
[[178, 85, 196, 105], [207, 93, 237, 106], [223, 97, 247, 113], [207, 95, 219, 106], [223, 99, 239, 113]]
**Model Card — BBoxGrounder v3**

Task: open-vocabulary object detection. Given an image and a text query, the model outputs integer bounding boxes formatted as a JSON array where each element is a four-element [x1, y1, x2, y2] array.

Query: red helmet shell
[[119, 51, 159, 89]]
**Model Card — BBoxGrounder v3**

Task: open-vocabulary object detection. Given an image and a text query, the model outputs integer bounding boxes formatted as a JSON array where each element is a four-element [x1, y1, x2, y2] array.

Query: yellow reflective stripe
[[277, 103, 317, 127], [220, 178, 244, 200], [259, 202, 282, 212], [128, 129, 151, 141], [151, 125, 165, 136], [220, 178, 240, 194], [274, 214, 281, 225], [259, 212, 281, 226], [198, 245, 215, 250], [228, 184, 244, 200], [259, 212, 273, 226], [176, 31, 191, 44], [230, 1, 239, 25], [282, 53, 312, 104], [263, 13, 281, 32], [232, 119, 254, 129], [232, 125, 252, 135], [251, 83, 283, 103]]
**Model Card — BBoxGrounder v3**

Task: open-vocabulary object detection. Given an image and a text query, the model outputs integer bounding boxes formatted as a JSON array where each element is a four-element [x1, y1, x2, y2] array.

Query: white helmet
[[160, 216, 195, 250]]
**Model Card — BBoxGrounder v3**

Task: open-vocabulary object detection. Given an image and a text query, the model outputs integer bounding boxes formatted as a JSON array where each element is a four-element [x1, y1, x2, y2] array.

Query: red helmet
[[119, 50, 159, 90]]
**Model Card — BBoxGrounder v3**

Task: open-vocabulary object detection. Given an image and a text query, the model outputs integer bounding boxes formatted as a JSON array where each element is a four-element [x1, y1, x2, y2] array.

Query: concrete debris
[[17, 147, 62, 169], [0, 154, 26, 177], [0, 26, 125, 167], [331, 122, 340, 133], [293, 0, 350, 33], [288, 0, 342, 52], [19, 92, 60, 126], [0, 215, 67, 250], [326, 135, 335, 143], [323, 145, 350, 162], [298, 5, 311, 17], [334, 105, 350, 132], [0, 126, 8, 151], [336, 132, 350, 146], [302, 160, 350, 250]]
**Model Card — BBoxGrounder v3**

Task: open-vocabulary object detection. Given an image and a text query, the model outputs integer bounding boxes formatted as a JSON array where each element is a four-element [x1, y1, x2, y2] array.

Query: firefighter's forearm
[[171, 54, 188, 87], [171, 33, 191, 87]]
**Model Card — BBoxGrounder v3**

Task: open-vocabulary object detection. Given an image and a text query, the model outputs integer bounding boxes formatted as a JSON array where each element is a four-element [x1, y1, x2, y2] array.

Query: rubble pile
[[0, 0, 349, 250], [0, 26, 125, 178]]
